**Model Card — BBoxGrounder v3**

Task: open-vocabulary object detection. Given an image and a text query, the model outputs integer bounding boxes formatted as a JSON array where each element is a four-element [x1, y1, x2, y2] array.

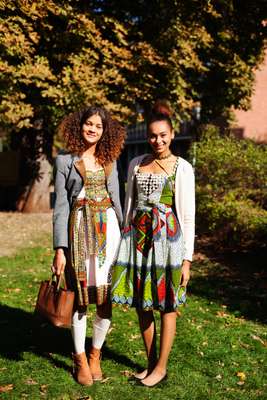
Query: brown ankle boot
[[72, 352, 93, 386], [88, 347, 103, 381]]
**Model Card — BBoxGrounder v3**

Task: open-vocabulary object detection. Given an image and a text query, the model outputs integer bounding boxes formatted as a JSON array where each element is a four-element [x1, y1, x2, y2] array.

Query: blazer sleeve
[[123, 156, 143, 226], [53, 155, 70, 249], [182, 163, 195, 261], [108, 161, 123, 226]]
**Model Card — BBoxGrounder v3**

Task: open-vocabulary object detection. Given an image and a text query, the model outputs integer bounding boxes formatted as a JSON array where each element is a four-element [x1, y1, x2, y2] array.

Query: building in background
[[233, 51, 267, 143]]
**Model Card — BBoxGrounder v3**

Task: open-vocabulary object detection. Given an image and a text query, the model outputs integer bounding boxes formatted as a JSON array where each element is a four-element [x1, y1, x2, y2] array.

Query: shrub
[[191, 125, 267, 247]]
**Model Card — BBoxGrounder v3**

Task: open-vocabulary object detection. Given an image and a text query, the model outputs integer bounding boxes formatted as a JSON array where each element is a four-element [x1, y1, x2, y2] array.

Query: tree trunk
[[17, 155, 53, 213]]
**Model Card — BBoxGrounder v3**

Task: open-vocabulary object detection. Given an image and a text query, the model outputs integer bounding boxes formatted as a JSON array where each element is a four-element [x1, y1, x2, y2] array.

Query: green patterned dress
[[111, 159, 186, 312]]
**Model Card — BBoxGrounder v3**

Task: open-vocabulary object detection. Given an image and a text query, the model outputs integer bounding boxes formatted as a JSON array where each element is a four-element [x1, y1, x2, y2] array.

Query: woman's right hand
[[52, 248, 66, 276]]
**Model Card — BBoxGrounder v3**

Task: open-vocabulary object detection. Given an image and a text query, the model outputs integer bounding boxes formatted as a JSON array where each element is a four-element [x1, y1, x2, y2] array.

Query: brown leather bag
[[35, 274, 75, 328]]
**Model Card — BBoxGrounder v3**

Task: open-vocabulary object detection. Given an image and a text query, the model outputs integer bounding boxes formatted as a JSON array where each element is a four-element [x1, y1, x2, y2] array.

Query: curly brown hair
[[58, 105, 126, 165]]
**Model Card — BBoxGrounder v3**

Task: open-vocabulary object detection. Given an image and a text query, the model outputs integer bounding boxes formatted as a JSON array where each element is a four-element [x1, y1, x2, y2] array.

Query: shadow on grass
[[0, 304, 141, 371], [191, 245, 267, 323]]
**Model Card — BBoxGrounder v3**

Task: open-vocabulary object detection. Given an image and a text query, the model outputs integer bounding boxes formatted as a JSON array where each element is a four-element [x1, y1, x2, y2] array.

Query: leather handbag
[[35, 274, 75, 328]]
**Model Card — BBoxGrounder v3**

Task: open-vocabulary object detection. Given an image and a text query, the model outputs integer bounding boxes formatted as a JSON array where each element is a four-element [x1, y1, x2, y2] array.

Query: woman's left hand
[[180, 260, 191, 287]]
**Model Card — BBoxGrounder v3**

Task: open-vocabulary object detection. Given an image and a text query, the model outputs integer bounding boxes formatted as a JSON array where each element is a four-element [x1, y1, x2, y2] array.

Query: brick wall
[[233, 51, 267, 143]]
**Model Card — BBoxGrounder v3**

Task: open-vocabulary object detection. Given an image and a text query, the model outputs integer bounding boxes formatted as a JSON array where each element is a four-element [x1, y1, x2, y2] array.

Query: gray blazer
[[53, 153, 123, 249]]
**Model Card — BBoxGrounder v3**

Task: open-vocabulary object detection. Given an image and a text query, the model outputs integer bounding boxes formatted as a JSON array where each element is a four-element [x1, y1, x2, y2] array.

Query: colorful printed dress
[[69, 169, 121, 307], [111, 158, 186, 312]]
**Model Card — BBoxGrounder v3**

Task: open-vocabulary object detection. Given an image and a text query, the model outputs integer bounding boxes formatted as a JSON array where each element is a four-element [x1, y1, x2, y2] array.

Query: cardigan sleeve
[[53, 155, 70, 249], [182, 162, 195, 261]]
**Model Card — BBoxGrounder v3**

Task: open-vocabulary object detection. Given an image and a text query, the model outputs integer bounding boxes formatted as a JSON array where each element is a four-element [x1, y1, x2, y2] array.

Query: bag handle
[[49, 274, 68, 291]]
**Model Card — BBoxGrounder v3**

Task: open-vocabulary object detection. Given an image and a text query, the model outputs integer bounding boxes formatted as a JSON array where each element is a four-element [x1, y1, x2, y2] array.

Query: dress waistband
[[73, 197, 111, 210]]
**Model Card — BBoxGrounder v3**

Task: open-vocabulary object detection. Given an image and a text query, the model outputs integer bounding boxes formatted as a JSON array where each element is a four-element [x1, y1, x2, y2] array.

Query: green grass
[[0, 245, 266, 399]]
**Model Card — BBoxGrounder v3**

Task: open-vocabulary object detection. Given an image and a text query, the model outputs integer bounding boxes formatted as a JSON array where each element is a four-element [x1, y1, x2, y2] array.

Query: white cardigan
[[123, 155, 195, 261]]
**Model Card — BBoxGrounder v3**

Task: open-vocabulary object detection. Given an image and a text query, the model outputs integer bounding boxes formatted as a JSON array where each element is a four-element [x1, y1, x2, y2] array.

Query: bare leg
[[141, 311, 177, 387], [135, 309, 157, 379]]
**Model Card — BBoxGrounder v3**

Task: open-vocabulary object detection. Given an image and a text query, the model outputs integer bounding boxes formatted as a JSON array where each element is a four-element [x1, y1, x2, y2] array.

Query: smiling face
[[147, 120, 174, 156], [81, 113, 103, 148]]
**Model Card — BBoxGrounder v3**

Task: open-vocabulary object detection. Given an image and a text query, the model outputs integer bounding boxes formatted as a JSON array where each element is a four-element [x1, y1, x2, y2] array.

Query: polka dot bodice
[[135, 172, 168, 208], [135, 158, 179, 209]]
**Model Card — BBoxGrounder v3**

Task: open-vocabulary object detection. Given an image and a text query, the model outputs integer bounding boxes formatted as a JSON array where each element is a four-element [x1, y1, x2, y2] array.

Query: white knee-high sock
[[71, 310, 87, 354], [92, 314, 111, 349]]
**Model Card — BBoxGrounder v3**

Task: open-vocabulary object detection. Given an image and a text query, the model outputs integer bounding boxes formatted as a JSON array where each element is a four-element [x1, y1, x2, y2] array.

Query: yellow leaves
[[16, 56, 56, 85], [0, 93, 34, 129], [18, 0, 60, 20], [0, 16, 38, 57], [204, 1, 221, 18], [132, 42, 165, 67]]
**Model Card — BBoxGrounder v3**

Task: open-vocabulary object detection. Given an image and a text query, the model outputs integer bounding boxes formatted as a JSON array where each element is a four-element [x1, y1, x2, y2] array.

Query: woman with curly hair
[[52, 105, 125, 386]]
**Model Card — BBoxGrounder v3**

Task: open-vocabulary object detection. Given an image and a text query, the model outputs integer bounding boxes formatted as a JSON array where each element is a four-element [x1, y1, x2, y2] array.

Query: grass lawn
[[0, 244, 266, 400]]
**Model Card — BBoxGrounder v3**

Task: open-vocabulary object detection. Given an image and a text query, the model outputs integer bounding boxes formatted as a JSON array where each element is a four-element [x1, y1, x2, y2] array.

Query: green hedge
[[191, 125, 267, 247]]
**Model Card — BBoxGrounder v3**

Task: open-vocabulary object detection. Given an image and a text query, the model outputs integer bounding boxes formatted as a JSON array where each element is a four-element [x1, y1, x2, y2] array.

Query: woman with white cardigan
[[112, 102, 195, 388]]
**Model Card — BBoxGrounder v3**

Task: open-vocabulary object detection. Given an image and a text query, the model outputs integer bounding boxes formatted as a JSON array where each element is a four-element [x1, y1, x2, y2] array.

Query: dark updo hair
[[147, 99, 174, 131], [58, 105, 126, 165]]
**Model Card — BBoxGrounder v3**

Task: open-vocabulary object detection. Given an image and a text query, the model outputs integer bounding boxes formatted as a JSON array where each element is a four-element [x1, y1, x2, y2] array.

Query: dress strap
[[153, 159, 169, 175], [154, 156, 179, 176]]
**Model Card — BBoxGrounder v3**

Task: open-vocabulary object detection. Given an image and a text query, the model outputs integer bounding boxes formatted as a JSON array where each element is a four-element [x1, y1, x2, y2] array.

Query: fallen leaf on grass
[[135, 350, 145, 356], [120, 370, 133, 377], [0, 367, 7, 371], [216, 311, 229, 318], [26, 378, 38, 385], [239, 340, 250, 349], [129, 334, 140, 340], [237, 381, 245, 386], [77, 397, 93, 400], [40, 384, 48, 395], [0, 384, 14, 393], [215, 374, 222, 381], [251, 334, 267, 347], [236, 372, 246, 381], [7, 288, 21, 293], [101, 377, 110, 383]]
